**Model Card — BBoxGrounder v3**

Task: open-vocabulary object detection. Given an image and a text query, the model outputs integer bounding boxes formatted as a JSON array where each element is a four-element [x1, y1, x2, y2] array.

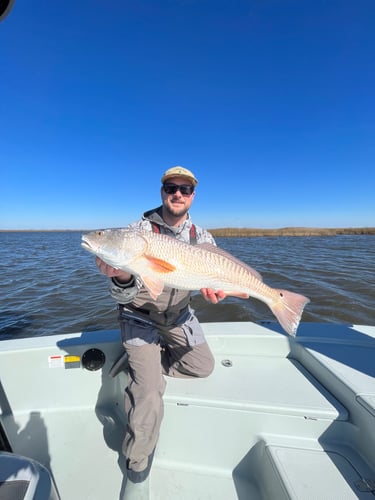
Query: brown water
[[0, 232, 374, 340]]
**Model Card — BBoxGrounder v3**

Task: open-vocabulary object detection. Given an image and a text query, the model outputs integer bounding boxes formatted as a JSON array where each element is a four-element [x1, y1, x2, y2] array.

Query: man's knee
[[199, 353, 215, 378], [192, 343, 215, 378]]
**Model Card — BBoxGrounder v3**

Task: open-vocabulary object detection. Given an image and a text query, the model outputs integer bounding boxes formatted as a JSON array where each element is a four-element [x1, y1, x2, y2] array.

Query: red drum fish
[[82, 228, 310, 336]]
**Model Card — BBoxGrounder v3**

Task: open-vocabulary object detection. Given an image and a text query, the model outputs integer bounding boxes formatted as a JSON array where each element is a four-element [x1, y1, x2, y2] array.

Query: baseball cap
[[161, 166, 198, 186]]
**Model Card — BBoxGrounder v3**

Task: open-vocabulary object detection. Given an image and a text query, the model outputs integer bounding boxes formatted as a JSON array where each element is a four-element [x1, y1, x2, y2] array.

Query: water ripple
[[0, 232, 374, 339]]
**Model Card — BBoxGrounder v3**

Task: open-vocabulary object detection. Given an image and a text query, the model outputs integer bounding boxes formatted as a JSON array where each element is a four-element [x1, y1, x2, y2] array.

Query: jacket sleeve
[[196, 227, 216, 245], [108, 276, 142, 304], [108, 218, 150, 303]]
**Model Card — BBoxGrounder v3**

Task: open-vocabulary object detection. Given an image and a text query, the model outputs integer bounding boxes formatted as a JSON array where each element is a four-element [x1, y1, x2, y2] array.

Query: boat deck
[[1, 322, 375, 499]]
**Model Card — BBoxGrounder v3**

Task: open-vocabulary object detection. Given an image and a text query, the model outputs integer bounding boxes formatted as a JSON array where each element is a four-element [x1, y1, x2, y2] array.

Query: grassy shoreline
[[208, 227, 375, 237]]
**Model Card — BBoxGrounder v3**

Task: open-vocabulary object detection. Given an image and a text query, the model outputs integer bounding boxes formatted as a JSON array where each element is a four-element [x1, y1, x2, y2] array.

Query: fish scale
[[145, 233, 270, 298]]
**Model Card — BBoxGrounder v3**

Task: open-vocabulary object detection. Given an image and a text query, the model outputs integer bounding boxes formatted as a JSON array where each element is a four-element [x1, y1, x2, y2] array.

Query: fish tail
[[269, 289, 310, 336]]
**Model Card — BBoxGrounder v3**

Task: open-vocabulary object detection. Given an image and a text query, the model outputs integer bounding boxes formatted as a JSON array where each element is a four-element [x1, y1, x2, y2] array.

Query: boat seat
[[0, 452, 60, 500], [164, 354, 347, 420], [258, 444, 375, 500]]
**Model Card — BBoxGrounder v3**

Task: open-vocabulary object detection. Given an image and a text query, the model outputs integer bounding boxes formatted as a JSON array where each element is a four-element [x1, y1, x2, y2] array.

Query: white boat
[[1, 321, 375, 499]]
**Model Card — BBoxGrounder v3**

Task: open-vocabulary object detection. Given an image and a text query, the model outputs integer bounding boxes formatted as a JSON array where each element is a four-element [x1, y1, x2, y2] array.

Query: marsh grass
[[209, 227, 375, 237]]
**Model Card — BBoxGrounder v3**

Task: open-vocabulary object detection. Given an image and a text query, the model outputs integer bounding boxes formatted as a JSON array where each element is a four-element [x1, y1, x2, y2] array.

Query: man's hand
[[200, 288, 226, 304], [96, 257, 132, 283]]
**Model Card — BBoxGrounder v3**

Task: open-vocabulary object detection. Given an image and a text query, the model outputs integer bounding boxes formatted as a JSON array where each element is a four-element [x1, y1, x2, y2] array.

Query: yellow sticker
[[64, 355, 81, 363], [64, 355, 81, 369]]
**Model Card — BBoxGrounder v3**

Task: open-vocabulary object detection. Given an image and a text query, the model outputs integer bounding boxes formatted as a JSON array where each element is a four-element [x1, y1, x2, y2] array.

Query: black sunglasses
[[163, 183, 195, 196]]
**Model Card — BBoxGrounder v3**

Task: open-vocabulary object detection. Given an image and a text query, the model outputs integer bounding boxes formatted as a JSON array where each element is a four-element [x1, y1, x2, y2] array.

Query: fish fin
[[197, 243, 263, 281], [144, 255, 176, 273], [141, 276, 165, 300], [269, 290, 310, 337]]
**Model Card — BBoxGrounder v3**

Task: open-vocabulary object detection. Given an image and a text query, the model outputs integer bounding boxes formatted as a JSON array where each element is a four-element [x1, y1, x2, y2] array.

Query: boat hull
[[1, 322, 375, 499]]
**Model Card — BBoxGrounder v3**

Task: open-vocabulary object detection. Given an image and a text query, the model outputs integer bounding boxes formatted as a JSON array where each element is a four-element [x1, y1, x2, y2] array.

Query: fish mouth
[[81, 236, 94, 251]]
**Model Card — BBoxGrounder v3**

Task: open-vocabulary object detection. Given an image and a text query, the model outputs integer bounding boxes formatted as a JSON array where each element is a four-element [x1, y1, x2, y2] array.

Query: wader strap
[[189, 224, 197, 245], [151, 222, 197, 245]]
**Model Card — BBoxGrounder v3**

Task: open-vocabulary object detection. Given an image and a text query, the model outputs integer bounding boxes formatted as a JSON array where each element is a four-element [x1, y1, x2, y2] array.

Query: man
[[96, 166, 225, 493]]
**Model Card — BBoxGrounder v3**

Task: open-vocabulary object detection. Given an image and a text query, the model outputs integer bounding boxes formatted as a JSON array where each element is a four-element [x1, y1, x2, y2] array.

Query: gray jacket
[[109, 207, 215, 326]]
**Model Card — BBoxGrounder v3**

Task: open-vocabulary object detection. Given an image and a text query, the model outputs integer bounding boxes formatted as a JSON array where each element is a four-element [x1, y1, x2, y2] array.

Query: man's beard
[[164, 202, 188, 218]]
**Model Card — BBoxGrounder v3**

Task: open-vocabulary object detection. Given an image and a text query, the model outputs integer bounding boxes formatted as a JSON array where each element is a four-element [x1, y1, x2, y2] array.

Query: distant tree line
[[209, 227, 375, 237]]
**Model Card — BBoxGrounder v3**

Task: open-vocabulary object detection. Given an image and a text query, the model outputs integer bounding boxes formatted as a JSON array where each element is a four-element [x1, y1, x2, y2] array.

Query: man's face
[[161, 176, 195, 218]]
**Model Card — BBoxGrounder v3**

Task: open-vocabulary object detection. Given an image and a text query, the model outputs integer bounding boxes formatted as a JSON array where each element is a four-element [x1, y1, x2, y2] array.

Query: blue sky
[[1, 0, 374, 230]]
